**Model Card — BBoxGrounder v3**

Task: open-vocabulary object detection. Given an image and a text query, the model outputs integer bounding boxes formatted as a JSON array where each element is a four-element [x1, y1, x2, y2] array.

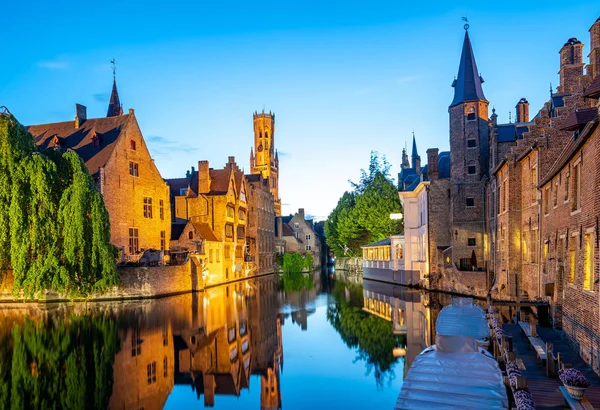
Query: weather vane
[[110, 58, 117, 78], [462, 16, 469, 31]]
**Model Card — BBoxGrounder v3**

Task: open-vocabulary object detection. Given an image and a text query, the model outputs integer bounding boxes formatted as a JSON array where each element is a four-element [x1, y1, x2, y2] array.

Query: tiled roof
[[26, 114, 130, 177], [362, 238, 391, 248], [584, 74, 600, 98], [191, 221, 219, 242], [540, 116, 599, 186], [165, 177, 190, 197], [450, 31, 487, 107], [559, 107, 598, 131], [281, 223, 295, 237], [187, 168, 233, 196]]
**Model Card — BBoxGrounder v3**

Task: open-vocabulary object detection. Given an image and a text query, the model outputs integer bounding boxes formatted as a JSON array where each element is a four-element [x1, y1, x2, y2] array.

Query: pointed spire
[[450, 31, 487, 107], [401, 147, 410, 169], [411, 132, 419, 160], [107, 59, 123, 117]]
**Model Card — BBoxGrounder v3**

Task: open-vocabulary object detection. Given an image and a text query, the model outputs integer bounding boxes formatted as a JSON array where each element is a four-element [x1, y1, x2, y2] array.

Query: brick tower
[[449, 28, 490, 271], [250, 110, 281, 216]]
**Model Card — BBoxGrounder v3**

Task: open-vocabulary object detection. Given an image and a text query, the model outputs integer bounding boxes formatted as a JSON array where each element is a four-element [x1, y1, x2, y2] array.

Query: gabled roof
[[584, 74, 600, 98], [540, 115, 599, 186], [26, 114, 130, 177], [281, 223, 295, 237], [191, 221, 219, 242], [450, 31, 487, 107], [559, 107, 598, 131]]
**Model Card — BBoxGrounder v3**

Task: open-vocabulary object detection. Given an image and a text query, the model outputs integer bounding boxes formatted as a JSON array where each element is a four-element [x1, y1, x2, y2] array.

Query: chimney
[[277, 216, 283, 239], [516, 98, 529, 123], [558, 38, 584, 93], [75, 104, 87, 128], [198, 161, 211, 194], [298, 208, 305, 220], [426, 148, 439, 180], [588, 18, 600, 79]]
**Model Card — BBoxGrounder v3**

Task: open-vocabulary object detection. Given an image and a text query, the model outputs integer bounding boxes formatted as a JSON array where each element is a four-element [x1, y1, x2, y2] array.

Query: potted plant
[[559, 368, 591, 400]]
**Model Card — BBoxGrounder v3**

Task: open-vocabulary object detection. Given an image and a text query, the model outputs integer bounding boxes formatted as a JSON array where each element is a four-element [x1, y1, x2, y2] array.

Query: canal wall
[[334, 257, 362, 272]]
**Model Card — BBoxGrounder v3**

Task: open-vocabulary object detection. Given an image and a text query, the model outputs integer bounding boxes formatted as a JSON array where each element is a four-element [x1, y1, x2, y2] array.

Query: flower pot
[[565, 385, 587, 400]]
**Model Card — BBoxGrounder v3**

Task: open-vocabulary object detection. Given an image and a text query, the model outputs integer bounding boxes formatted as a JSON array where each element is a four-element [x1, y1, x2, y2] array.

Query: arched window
[[467, 107, 476, 121], [188, 231, 193, 240], [467, 133, 477, 148]]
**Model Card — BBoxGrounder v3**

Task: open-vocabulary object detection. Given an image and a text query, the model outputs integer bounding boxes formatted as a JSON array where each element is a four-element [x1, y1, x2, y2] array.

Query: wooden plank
[[528, 336, 547, 361], [558, 386, 594, 410], [518, 321, 532, 337]]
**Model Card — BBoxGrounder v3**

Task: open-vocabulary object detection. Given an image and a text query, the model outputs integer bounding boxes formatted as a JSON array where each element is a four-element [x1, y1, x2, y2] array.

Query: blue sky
[[2, 1, 599, 219]]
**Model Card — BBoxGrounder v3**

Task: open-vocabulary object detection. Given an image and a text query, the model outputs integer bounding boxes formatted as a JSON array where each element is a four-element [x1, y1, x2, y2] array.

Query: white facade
[[399, 181, 429, 283]]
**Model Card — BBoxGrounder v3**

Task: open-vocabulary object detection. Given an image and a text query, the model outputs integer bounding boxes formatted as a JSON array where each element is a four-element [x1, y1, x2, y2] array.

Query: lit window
[[160, 231, 165, 251], [568, 249, 576, 283], [237, 226, 245, 239], [584, 233, 593, 290], [225, 224, 234, 238]]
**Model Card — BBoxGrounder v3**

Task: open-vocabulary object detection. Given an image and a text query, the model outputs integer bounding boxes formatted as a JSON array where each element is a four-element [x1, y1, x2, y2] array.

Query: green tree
[[325, 151, 402, 256], [0, 109, 118, 297]]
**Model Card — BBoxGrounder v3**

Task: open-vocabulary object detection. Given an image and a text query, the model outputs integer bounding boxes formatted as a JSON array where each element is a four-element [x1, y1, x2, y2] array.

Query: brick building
[[276, 209, 321, 268], [250, 111, 281, 217], [245, 173, 276, 274], [168, 157, 249, 285], [26, 78, 171, 261]]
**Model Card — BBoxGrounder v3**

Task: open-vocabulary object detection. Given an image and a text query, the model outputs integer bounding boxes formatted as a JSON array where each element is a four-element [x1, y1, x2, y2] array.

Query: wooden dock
[[503, 323, 600, 409]]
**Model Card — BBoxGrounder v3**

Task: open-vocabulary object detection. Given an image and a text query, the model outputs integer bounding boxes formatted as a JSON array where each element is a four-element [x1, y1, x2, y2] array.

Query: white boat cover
[[396, 298, 507, 409], [395, 348, 508, 410]]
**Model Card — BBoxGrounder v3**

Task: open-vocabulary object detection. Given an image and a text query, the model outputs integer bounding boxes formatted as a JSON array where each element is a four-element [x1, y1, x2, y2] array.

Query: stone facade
[[277, 209, 321, 268], [245, 174, 276, 274]]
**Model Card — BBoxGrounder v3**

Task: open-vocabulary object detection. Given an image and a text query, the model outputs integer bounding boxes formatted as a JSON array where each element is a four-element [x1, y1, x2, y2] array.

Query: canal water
[[0, 270, 453, 409]]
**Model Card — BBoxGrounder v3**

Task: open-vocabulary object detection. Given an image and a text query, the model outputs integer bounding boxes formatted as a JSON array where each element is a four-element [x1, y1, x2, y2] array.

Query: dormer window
[[130, 140, 136, 150]]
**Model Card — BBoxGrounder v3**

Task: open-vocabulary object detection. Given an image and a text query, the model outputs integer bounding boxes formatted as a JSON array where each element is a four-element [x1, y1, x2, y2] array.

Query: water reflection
[[0, 271, 460, 409]]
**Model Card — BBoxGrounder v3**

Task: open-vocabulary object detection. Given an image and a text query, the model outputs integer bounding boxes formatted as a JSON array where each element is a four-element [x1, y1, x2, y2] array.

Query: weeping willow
[[0, 109, 118, 297]]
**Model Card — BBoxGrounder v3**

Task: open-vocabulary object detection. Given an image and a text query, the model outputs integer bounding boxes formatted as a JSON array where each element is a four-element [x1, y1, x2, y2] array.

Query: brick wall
[[428, 178, 451, 274]]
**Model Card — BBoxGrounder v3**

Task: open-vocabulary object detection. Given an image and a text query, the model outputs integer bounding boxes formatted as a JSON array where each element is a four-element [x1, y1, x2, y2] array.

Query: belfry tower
[[250, 110, 281, 216], [448, 26, 489, 270]]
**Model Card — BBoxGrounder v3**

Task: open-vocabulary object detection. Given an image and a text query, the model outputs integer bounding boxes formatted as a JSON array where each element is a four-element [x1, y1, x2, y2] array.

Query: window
[[305, 234, 311, 240], [572, 162, 581, 212], [467, 238, 476, 247], [188, 231, 193, 240], [564, 170, 570, 202], [129, 228, 139, 254], [306, 245, 312, 251], [237, 226, 245, 239], [531, 167, 537, 203], [160, 231, 165, 251], [224, 245, 231, 259], [467, 138, 477, 148], [240, 191, 246, 202], [225, 224, 234, 238], [226, 205, 235, 218], [163, 357, 168, 378], [228, 327, 236, 343], [467, 162, 477, 175], [130, 140, 136, 150], [129, 161, 139, 177], [216, 249, 220, 263], [522, 231, 528, 261], [180, 188, 188, 196], [568, 249, 576, 283], [553, 182, 558, 208], [238, 209, 246, 221], [544, 187, 550, 215], [159, 200, 164, 220], [466, 197, 475, 208], [501, 183, 506, 213], [209, 249, 213, 263], [147, 362, 156, 384], [531, 232, 539, 263], [131, 328, 141, 357], [467, 108, 476, 121], [294, 223, 299, 229], [235, 246, 243, 258], [143, 197, 153, 218], [584, 233, 594, 290]]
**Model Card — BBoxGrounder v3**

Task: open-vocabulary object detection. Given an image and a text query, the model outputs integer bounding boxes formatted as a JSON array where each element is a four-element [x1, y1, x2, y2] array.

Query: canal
[[0, 270, 455, 409]]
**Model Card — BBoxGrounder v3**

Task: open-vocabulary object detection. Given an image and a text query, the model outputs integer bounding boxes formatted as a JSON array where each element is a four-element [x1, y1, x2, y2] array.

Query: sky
[[2, 1, 599, 219]]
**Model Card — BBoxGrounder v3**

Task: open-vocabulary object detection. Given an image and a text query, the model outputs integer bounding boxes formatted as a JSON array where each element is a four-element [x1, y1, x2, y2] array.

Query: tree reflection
[[281, 272, 313, 292], [0, 314, 120, 409], [327, 281, 405, 389]]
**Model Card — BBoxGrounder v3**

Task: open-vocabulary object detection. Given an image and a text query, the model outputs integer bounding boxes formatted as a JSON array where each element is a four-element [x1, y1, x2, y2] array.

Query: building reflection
[[106, 275, 286, 409], [361, 281, 432, 376]]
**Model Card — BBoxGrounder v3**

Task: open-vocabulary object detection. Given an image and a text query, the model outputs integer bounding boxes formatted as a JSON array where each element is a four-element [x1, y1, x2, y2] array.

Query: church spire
[[107, 59, 123, 117], [411, 132, 419, 160], [450, 30, 487, 107]]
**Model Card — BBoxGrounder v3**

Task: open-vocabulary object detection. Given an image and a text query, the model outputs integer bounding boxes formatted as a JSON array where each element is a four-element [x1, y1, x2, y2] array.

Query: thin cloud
[[146, 135, 199, 154], [395, 75, 421, 84], [277, 151, 290, 158], [94, 93, 110, 103], [37, 60, 69, 70]]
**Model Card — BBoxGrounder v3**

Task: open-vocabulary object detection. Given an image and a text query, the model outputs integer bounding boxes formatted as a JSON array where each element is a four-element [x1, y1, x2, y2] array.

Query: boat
[[395, 298, 508, 410]]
